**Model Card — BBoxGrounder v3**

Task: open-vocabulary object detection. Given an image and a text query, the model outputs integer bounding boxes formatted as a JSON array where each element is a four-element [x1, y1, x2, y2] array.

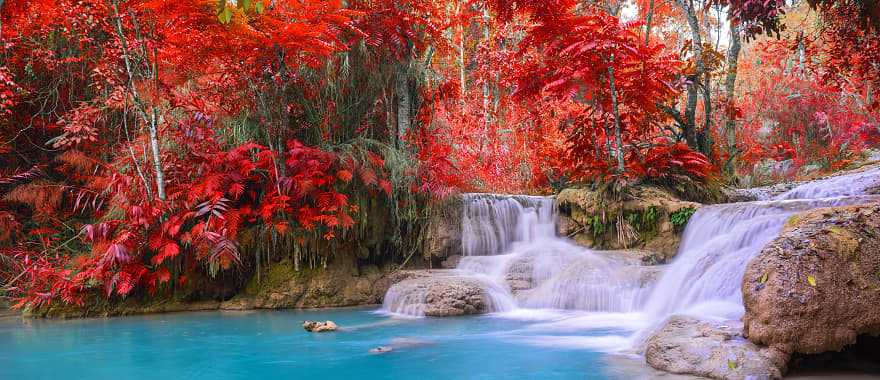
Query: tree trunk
[[113, 0, 166, 200], [607, 54, 625, 174], [395, 63, 411, 147], [645, 0, 655, 46], [724, 22, 742, 175], [482, 6, 492, 136], [676, 0, 704, 153], [458, 18, 467, 109], [148, 108, 166, 200]]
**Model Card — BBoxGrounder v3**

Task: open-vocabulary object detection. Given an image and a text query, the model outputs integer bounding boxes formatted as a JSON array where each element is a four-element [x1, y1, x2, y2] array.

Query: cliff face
[[743, 203, 880, 354]]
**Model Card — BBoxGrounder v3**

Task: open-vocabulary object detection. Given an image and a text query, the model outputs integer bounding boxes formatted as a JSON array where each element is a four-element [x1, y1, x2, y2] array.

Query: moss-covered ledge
[[556, 186, 702, 263]]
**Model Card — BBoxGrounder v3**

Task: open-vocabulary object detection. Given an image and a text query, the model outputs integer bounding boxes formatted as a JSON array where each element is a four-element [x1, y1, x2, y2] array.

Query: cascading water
[[643, 195, 880, 319], [384, 193, 652, 317], [459, 194, 557, 256], [382, 166, 880, 351], [644, 167, 880, 321]]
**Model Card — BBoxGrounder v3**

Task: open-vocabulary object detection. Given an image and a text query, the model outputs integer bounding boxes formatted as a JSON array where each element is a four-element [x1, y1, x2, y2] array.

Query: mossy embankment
[[555, 185, 703, 264]]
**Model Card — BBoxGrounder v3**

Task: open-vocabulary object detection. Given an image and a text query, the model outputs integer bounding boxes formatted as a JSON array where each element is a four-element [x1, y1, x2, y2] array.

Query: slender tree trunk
[[395, 64, 411, 147], [676, 0, 704, 153], [607, 54, 625, 174], [645, 0, 655, 46], [724, 22, 742, 175], [482, 7, 492, 135], [113, 0, 166, 200], [122, 99, 152, 200], [868, 82, 874, 106], [148, 108, 166, 200], [458, 2, 467, 110]]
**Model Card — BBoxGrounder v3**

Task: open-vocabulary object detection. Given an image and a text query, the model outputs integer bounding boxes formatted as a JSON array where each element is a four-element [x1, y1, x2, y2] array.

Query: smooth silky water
[[4, 168, 880, 379]]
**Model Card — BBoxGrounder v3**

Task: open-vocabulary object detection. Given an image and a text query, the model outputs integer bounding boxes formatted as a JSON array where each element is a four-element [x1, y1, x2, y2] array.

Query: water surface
[[0, 308, 670, 380]]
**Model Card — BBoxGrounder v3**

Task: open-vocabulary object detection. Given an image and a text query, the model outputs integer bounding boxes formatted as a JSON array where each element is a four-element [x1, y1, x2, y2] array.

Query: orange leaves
[[337, 169, 353, 182]]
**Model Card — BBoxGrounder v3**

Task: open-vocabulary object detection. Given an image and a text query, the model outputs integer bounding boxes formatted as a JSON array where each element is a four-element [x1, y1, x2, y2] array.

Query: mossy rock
[[556, 186, 702, 262]]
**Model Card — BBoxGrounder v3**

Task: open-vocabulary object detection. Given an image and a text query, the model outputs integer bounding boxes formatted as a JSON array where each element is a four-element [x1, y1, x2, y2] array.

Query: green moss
[[625, 206, 660, 238], [243, 259, 300, 296], [670, 207, 697, 230], [785, 214, 804, 229]]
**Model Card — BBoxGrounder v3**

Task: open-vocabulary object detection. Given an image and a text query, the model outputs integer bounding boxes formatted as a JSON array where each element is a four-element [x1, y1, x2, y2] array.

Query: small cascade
[[460, 194, 555, 256], [385, 193, 650, 317], [776, 167, 880, 200], [643, 166, 880, 320], [643, 195, 880, 319]]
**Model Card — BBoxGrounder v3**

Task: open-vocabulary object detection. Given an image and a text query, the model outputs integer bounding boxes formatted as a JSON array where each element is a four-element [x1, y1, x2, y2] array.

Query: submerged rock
[[302, 320, 338, 332], [645, 316, 788, 380], [369, 338, 434, 354], [369, 346, 393, 354], [743, 203, 880, 355]]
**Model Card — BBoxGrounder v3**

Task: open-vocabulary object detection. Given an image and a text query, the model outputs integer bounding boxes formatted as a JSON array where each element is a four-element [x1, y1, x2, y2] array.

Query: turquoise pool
[[0, 308, 661, 380]]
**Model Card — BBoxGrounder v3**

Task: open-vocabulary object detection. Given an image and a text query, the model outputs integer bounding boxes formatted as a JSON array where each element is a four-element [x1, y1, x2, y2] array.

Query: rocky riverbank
[[26, 254, 421, 319]]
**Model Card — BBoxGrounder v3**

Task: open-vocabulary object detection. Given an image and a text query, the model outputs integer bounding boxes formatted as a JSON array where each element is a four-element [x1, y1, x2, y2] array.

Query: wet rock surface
[[504, 255, 536, 295], [302, 320, 338, 332], [743, 203, 880, 355], [422, 196, 464, 263], [383, 272, 493, 317], [645, 316, 788, 380]]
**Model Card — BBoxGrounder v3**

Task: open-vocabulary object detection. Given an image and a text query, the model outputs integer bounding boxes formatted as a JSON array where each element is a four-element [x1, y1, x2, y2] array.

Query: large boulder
[[383, 273, 494, 317], [645, 316, 788, 380], [504, 255, 536, 295], [743, 203, 880, 355]]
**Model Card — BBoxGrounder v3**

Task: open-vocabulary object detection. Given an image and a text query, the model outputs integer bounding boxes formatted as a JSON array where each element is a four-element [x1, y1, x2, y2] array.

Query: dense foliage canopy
[[1, 0, 877, 309]]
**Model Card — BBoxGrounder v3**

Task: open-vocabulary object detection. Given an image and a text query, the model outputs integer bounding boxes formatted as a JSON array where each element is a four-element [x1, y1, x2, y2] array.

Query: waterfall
[[643, 195, 879, 319], [644, 167, 880, 320], [383, 167, 880, 325], [460, 194, 556, 256]]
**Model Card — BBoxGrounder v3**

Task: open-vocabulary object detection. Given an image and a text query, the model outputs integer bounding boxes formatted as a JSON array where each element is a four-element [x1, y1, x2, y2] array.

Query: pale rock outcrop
[[383, 273, 492, 317], [422, 197, 464, 263], [645, 316, 788, 380]]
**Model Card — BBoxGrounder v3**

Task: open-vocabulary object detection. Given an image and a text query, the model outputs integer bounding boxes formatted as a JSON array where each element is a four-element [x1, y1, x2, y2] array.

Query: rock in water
[[645, 316, 788, 380], [743, 203, 880, 355], [369, 346, 393, 354], [302, 320, 338, 332], [382, 273, 510, 317]]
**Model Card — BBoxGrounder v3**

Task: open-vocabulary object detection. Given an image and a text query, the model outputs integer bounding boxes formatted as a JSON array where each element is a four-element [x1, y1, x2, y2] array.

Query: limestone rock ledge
[[645, 316, 788, 380], [221, 256, 412, 310], [382, 272, 494, 317], [743, 203, 880, 355]]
